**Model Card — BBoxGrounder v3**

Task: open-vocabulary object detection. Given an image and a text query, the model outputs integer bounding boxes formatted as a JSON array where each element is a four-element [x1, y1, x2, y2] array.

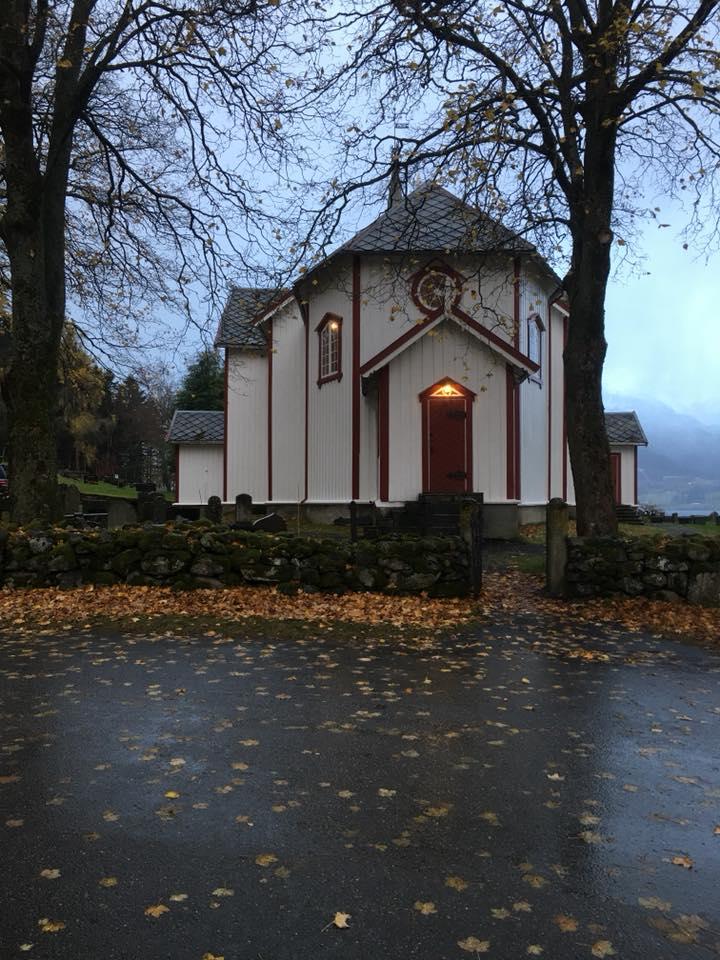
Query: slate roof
[[214, 287, 289, 349], [167, 410, 224, 444], [605, 411, 648, 445], [342, 184, 535, 256]]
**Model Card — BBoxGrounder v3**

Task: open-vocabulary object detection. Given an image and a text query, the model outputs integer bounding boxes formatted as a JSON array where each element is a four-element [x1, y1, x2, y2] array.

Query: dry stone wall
[[0, 522, 471, 597], [565, 535, 720, 605]]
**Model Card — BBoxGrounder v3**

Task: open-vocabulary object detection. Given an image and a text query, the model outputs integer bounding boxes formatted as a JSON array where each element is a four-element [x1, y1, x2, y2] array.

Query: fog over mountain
[[604, 393, 720, 511]]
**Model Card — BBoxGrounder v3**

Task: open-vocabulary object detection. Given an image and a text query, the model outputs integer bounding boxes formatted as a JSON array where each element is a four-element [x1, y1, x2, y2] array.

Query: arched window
[[527, 312, 544, 381], [317, 313, 342, 386]]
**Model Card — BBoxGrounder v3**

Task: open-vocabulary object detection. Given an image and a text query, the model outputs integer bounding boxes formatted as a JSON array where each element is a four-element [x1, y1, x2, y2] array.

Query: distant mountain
[[603, 393, 720, 510]]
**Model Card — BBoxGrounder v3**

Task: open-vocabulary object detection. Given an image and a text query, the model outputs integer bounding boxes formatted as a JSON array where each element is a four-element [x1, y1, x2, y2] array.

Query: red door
[[426, 396, 469, 493], [610, 452, 621, 504]]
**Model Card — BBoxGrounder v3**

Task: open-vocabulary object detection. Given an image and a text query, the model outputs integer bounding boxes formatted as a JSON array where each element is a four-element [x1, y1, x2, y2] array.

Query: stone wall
[[0, 523, 471, 597], [565, 535, 720, 605]]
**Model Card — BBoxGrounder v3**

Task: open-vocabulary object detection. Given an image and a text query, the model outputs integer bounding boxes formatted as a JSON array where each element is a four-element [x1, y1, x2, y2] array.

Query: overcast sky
[[603, 212, 720, 423]]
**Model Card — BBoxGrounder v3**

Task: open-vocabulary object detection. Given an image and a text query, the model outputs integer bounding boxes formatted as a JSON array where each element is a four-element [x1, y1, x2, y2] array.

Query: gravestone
[[206, 495, 223, 524], [150, 494, 168, 524], [252, 513, 287, 533], [63, 484, 82, 516], [107, 499, 138, 529], [136, 492, 154, 522], [235, 493, 253, 523]]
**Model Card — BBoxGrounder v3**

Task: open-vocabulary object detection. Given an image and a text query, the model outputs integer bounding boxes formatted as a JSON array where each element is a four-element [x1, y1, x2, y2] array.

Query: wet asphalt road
[[1, 616, 719, 959]]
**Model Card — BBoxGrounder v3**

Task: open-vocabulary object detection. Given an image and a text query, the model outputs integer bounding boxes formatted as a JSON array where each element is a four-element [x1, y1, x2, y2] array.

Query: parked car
[[0, 464, 7, 496]]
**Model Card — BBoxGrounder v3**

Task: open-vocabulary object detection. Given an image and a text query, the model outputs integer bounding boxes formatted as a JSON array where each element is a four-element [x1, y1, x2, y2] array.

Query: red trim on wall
[[175, 446, 180, 503], [267, 319, 273, 502], [547, 300, 553, 499], [378, 366, 389, 501], [303, 303, 309, 501], [316, 312, 343, 386], [360, 314, 436, 375], [359, 306, 539, 379], [223, 350, 229, 502], [562, 316, 568, 502], [352, 256, 361, 500], [634, 446, 638, 505], [513, 257, 521, 349], [506, 366, 518, 500], [514, 378, 521, 500], [420, 378, 475, 495]]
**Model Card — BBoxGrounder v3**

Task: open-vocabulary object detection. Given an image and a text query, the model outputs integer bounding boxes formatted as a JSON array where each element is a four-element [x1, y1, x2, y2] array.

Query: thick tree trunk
[[4, 228, 65, 524], [564, 182, 618, 535]]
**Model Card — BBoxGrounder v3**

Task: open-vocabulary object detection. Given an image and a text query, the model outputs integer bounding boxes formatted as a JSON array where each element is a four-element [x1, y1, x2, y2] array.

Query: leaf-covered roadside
[[0, 570, 717, 646]]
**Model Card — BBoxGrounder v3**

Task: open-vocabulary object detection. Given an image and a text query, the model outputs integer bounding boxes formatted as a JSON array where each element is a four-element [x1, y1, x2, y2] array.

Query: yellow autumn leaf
[[99, 877, 118, 888], [169, 893, 188, 901], [638, 896, 671, 911], [145, 904, 170, 918], [165, 791, 180, 799], [671, 854, 693, 869], [424, 805, 450, 818], [202, 953, 225, 960], [239, 739, 258, 747], [445, 875, 468, 891], [333, 911, 351, 928], [553, 914, 578, 932], [56, 58, 73, 68], [522, 874, 547, 889], [591, 941, 616, 958], [38, 918, 65, 933], [102, 810, 119, 822], [527, 946, 543, 956], [231, 762, 248, 771], [513, 901, 532, 913], [211, 887, 234, 897], [458, 936, 490, 953], [414, 901, 437, 915], [491, 907, 510, 919], [255, 853, 277, 867], [39, 868, 60, 880]]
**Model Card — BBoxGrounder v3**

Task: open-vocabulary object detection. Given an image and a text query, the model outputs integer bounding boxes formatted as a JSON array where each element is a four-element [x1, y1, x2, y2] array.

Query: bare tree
[[308, 0, 720, 534], [0, 0, 317, 521]]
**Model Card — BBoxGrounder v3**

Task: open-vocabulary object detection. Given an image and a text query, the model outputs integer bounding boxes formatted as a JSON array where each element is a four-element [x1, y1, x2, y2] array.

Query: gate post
[[547, 498, 569, 596], [469, 494, 483, 596]]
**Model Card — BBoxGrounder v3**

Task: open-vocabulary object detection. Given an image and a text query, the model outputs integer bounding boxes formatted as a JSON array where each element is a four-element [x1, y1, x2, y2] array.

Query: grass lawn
[[520, 519, 720, 543], [57, 475, 174, 501]]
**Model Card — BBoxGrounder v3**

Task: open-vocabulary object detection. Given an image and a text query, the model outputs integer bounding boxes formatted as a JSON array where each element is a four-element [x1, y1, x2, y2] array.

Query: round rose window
[[415, 269, 461, 313]]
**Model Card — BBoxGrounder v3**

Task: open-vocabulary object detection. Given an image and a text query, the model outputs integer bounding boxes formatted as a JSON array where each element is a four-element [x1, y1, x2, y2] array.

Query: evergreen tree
[[175, 350, 224, 411]]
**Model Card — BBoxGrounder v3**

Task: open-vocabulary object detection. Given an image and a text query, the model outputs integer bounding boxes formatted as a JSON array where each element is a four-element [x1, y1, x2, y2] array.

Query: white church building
[[168, 184, 647, 533]]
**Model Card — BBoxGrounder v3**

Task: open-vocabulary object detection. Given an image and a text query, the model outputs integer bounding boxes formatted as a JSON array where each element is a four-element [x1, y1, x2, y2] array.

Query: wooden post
[[546, 498, 569, 596], [469, 494, 484, 596], [350, 500, 358, 543]]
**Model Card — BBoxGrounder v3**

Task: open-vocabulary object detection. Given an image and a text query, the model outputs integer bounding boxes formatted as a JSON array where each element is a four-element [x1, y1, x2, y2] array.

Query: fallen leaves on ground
[[591, 940, 616, 957], [553, 914, 579, 932], [0, 584, 474, 633], [332, 912, 351, 928], [144, 904, 169, 918], [37, 919, 65, 933], [414, 901, 437, 915], [39, 868, 60, 880], [1, 565, 717, 646], [254, 853, 277, 867], [670, 854, 694, 869], [458, 936, 490, 953]]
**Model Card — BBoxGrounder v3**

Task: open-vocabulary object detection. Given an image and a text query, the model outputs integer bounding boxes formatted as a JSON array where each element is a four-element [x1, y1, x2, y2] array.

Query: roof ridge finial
[[387, 142, 405, 211]]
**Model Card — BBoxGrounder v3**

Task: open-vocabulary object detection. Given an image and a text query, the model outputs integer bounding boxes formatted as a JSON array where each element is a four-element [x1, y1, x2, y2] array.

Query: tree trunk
[[4, 229, 65, 524], [564, 202, 618, 536]]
